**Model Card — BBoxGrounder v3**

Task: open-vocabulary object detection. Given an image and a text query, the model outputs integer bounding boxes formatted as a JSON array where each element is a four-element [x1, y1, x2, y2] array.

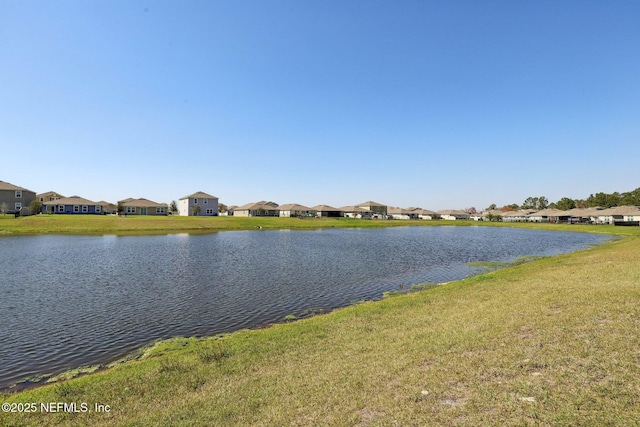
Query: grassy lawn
[[0, 214, 432, 235], [1, 221, 639, 425], [0, 213, 626, 235]]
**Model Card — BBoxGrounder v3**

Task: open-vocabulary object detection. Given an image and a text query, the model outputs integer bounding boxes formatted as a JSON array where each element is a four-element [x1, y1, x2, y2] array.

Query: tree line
[[487, 187, 640, 212]]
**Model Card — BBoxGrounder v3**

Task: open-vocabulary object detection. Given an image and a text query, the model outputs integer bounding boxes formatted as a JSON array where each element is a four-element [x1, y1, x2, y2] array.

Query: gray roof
[[118, 198, 167, 208], [235, 201, 280, 211], [37, 191, 65, 199], [0, 180, 33, 192], [339, 205, 371, 213], [311, 204, 341, 212], [278, 203, 312, 211], [596, 206, 640, 216], [180, 191, 218, 200], [42, 196, 98, 206], [437, 209, 469, 215], [357, 200, 387, 207]]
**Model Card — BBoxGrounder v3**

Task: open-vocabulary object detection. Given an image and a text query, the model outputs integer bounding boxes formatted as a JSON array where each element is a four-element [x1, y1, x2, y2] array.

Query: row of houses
[[0, 181, 218, 217], [2, 180, 639, 225], [481, 206, 640, 225]]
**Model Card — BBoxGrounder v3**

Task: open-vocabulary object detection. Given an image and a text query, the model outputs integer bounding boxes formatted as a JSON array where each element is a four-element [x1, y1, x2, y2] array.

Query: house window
[[15, 190, 22, 198], [82, 205, 89, 213], [96, 205, 102, 213], [15, 202, 22, 211], [204, 199, 208, 204], [194, 199, 198, 204], [156, 207, 166, 214], [58, 205, 64, 212], [206, 208, 214, 215], [73, 205, 80, 213], [126, 206, 136, 214]]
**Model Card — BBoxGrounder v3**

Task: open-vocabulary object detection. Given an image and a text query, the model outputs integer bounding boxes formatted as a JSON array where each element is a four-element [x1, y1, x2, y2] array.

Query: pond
[[0, 226, 611, 390]]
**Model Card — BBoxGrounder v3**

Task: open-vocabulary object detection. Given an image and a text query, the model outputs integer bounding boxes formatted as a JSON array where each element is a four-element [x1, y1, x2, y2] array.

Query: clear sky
[[2, 1, 639, 210]]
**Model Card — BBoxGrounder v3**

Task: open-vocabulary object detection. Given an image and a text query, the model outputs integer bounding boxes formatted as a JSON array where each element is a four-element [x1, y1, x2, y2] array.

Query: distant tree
[[485, 213, 502, 222], [522, 196, 549, 210], [521, 197, 538, 210], [169, 200, 178, 214], [466, 207, 477, 214], [575, 199, 589, 208], [537, 196, 549, 210], [29, 200, 42, 215], [555, 197, 576, 210], [486, 203, 497, 211], [192, 205, 201, 216], [587, 192, 620, 208], [218, 203, 228, 213], [117, 202, 124, 215], [620, 188, 640, 206], [0, 202, 8, 214]]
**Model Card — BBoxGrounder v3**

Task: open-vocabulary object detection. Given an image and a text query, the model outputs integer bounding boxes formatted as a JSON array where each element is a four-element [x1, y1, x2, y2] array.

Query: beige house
[[357, 201, 387, 217], [387, 206, 412, 220], [593, 206, 640, 225], [233, 201, 279, 217], [340, 205, 372, 219], [37, 191, 65, 203], [501, 210, 536, 223], [312, 205, 343, 218], [526, 209, 566, 223], [278, 203, 315, 217], [98, 201, 117, 214], [118, 198, 168, 216], [179, 191, 219, 216], [0, 180, 36, 214], [437, 209, 470, 220], [406, 207, 436, 220]]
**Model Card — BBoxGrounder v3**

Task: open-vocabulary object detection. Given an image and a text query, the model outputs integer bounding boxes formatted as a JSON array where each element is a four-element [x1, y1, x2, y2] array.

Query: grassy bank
[[2, 226, 639, 426], [0, 214, 430, 235], [0, 213, 625, 235]]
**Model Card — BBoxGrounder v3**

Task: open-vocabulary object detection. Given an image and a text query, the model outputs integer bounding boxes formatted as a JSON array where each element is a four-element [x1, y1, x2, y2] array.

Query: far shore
[[0, 213, 626, 236]]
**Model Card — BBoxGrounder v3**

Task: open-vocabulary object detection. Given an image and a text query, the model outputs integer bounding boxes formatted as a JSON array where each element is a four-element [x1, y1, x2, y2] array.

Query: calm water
[[0, 226, 610, 389]]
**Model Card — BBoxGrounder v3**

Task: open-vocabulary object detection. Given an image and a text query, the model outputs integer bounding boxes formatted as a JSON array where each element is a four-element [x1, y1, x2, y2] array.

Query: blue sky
[[2, 1, 639, 210]]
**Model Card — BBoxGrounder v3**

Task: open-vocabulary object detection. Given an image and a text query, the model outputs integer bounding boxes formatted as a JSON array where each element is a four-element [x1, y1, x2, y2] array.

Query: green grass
[[0, 214, 440, 235], [0, 213, 631, 236], [1, 222, 639, 426]]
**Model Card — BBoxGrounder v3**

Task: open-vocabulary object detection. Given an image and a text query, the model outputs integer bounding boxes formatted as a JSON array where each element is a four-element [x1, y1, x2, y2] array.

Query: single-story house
[[220, 205, 237, 216], [437, 210, 470, 220], [406, 207, 436, 220], [312, 205, 343, 218], [357, 201, 387, 217], [118, 198, 168, 216], [387, 206, 412, 220], [561, 207, 604, 224], [98, 201, 117, 214], [42, 196, 103, 214], [0, 180, 36, 214], [501, 210, 536, 223], [278, 203, 315, 217], [233, 201, 279, 217], [526, 208, 565, 223], [179, 191, 219, 216], [340, 205, 372, 219], [593, 206, 640, 225]]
